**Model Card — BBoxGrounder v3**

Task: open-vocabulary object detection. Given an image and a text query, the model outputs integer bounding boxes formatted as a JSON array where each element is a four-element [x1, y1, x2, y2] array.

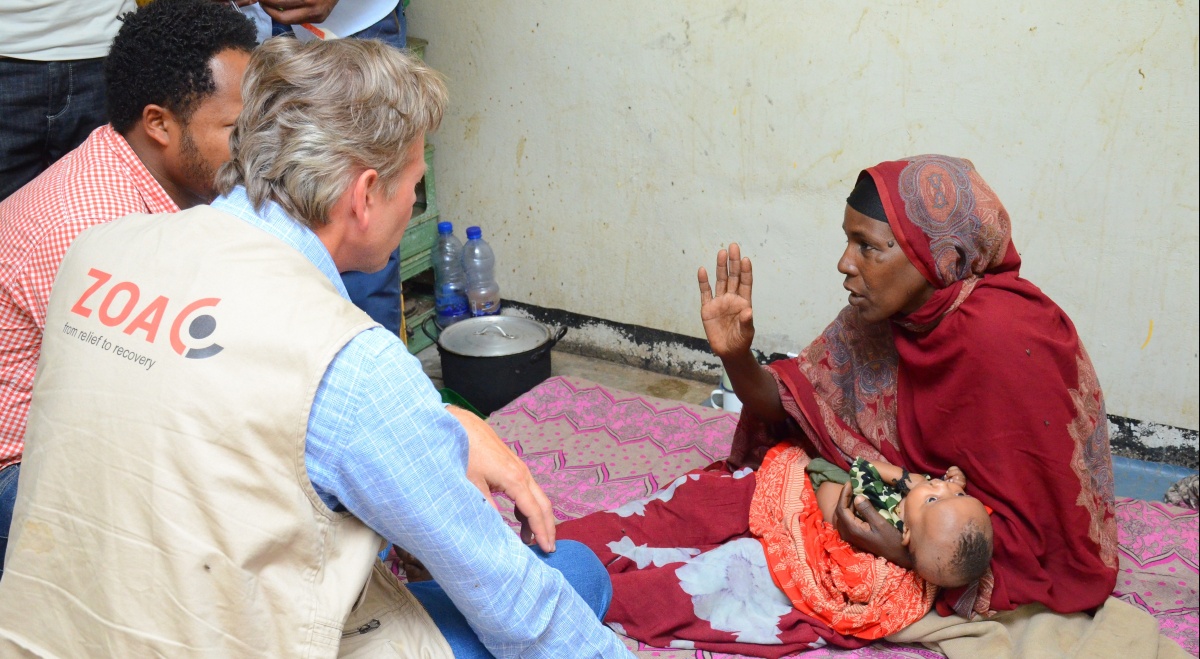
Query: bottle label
[[470, 299, 501, 316], [436, 295, 469, 316], [435, 281, 469, 318]]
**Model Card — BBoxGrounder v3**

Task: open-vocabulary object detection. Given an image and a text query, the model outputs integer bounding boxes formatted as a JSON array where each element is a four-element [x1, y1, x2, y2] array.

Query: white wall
[[408, 1, 1200, 431]]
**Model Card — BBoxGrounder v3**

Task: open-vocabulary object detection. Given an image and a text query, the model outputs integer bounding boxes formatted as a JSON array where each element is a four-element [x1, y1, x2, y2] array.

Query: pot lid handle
[[474, 324, 518, 339]]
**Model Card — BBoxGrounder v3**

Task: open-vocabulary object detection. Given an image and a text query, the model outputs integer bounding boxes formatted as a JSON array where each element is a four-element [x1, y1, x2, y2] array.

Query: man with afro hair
[[0, 0, 256, 578]]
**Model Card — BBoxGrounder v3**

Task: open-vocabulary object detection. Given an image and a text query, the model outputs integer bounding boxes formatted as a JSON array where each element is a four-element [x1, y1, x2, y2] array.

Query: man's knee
[[537, 539, 612, 619]]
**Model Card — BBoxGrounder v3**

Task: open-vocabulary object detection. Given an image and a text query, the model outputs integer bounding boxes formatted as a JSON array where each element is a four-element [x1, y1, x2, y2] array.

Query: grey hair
[[215, 37, 447, 228]]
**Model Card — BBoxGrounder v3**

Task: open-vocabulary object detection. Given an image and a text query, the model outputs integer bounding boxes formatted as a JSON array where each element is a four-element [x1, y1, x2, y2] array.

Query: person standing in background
[[255, 0, 412, 333], [260, 0, 407, 46], [0, 0, 135, 200]]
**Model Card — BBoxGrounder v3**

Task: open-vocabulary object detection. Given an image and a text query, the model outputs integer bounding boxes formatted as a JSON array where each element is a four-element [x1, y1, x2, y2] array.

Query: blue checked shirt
[[212, 189, 627, 658]]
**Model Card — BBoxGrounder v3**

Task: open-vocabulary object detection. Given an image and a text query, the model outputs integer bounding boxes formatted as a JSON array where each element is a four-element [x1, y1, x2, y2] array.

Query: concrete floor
[[415, 346, 717, 407]]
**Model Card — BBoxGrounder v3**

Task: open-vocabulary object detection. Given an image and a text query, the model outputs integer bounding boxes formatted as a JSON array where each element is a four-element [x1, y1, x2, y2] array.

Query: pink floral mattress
[[488, 376, 1199, 658]]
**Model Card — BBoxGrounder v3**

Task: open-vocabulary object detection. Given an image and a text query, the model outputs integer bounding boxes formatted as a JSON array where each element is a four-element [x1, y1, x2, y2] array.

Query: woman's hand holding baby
[[833, 481, 913, 569]]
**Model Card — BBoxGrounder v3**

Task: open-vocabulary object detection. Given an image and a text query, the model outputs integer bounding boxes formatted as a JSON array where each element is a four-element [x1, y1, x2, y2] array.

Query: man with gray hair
[[0, 37, 629, 658]]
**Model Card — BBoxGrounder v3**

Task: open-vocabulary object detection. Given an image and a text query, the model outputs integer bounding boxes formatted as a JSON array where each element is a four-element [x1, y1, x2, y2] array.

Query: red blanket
[[559, 459, 896, 657]]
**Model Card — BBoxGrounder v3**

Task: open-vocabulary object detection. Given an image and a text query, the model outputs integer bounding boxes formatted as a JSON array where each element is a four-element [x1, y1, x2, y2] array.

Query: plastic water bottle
[[462, 226, 501, 317], [433, 222, 470, 328]]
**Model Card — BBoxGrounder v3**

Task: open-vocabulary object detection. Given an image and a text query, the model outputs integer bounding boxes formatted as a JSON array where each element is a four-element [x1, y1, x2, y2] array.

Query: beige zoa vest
[[0, 206, 451, 658]]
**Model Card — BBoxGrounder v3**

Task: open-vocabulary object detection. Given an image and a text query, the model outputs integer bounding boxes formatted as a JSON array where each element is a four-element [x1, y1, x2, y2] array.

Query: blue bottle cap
[[466, 226, 482, 240], [437, 221, 453, 234]]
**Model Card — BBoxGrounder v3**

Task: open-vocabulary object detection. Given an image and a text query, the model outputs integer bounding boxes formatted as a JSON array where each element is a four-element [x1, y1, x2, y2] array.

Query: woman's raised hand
[[698, 243, 755, 359]]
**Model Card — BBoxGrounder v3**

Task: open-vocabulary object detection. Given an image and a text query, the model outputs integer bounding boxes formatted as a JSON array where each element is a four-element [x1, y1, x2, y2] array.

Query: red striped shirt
[[0, 125, 179, 467]]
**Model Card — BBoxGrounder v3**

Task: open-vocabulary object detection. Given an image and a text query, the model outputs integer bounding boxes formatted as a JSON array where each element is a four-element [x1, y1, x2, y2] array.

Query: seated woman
[[557, 155, 1116, 656]]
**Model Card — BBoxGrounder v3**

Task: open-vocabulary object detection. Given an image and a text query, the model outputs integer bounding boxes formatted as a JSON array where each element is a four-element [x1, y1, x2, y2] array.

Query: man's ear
[[140, 104, 175, 148], [901, 524, 912, 548], [346, 169, 380, 233]]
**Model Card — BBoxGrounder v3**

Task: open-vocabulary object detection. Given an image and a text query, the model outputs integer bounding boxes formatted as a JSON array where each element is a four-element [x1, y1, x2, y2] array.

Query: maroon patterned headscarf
[[736, 155, 1117, 616]]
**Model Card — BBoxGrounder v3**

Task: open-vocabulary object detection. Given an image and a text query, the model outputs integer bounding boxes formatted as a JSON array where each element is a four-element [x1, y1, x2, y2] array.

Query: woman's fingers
[[726, 243, 742, 294], [708, 244, 756, 303], [713, 249, 728, 297], [697, 267, 713, 306], [739, 256, 753, 304], [834, 482, 869, 534]]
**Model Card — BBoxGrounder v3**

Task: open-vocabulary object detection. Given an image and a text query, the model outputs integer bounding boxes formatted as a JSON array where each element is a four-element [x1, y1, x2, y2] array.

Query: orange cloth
[[749, 442, 937, 640]]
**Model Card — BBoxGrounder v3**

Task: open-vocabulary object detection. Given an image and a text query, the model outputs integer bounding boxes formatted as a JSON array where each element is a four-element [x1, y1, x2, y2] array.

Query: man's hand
[[259, 0, 338, 25], [446, 406, 557, 553], [832, 481, 912, 568], [697, 242, 755, 360]]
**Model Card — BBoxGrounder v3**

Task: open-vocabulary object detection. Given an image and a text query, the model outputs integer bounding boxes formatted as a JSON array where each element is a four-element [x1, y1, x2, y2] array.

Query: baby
[[815, 459, 993, 588]]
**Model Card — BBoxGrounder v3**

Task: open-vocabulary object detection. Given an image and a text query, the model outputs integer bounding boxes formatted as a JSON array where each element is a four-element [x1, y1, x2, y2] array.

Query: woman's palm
[[697, 243, 755, 359], [701, 293, 752, 357]]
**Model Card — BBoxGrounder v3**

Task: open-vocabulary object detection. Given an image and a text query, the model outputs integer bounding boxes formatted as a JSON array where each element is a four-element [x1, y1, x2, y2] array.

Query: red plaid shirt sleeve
[[0, 125, 178, 467]]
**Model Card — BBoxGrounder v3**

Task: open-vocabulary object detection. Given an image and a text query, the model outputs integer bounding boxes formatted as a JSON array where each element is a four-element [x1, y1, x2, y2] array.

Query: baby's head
[[896, 477, 993, 588]]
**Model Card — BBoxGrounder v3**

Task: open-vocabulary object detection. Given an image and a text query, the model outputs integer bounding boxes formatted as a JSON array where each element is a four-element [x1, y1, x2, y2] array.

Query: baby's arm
[[867, 459, 969, 490], [816, 481, 845, 523], [866, 460, 928, 493]]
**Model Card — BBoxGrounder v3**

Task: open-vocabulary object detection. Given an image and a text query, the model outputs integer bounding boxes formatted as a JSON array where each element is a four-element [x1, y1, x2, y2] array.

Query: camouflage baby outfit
[[849, 457, 928, 533]]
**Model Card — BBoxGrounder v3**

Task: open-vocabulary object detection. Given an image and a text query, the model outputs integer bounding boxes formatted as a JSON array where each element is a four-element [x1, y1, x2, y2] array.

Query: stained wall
[[408, 1, 1200, 433]]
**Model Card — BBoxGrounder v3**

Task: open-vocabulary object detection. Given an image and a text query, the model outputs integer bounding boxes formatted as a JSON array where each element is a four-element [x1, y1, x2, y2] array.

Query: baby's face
[[896, 478, 992, 587]]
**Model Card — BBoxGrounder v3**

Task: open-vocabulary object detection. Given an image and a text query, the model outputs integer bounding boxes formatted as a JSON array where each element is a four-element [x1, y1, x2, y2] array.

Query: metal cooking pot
[[433, 316, 567, 416]]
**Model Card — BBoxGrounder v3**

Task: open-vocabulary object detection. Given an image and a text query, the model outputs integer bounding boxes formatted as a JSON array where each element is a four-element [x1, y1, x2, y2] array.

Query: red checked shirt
[[0, 125, 179, 468]]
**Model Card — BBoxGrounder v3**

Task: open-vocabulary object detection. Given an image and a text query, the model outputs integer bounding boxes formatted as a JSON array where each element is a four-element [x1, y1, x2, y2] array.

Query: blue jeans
[[334, 1, 408, 335], [407, 540, 612, 658], [0, 462, 21, 580], [343, 253, 403, 335], [0, 57, 107, 201], [272, 0, 410, 334]]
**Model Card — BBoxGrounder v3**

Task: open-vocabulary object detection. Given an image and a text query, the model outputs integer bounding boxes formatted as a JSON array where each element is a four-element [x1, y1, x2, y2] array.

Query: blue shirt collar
[[211, 186, 350, 300]]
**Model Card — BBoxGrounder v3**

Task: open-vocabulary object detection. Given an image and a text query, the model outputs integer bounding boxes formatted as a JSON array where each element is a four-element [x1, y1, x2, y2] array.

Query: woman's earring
[[887, 240, 895, 248]]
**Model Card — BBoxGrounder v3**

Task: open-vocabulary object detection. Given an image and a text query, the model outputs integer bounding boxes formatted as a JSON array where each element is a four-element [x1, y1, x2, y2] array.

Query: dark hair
[[949, 521, 993, 587], [846, 172, 889, 223], [105, 0, 257, 134]]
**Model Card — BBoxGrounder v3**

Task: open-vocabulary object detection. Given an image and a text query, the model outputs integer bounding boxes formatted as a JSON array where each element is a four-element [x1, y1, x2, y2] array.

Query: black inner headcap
[[846, 172, 889, 223]]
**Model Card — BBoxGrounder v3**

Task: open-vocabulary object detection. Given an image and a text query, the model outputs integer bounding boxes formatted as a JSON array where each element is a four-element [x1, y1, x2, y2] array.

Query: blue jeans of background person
[[338, 0, 408, 334], [269, 0, 411, 334], [0, 57, 108, 201], [408, 540, 613, 658], [0, 462, 20, 580]]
